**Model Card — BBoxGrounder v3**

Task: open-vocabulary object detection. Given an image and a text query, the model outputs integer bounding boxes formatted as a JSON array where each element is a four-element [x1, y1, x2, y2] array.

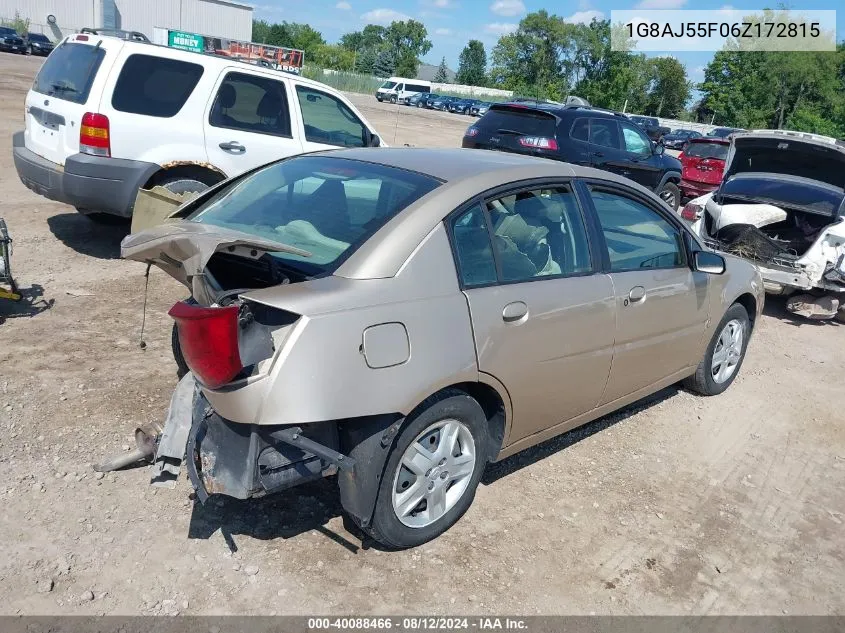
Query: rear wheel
[[658, 182, 680, 210], [684, 303, 750, 396], [364, 391, 488, 549]]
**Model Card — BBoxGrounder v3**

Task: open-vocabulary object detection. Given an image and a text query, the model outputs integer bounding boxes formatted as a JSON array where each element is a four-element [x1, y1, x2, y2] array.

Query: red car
[[679, 137, 730, 200]]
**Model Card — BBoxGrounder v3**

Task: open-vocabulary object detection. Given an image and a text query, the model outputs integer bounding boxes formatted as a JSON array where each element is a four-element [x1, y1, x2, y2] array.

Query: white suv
[[13, 33, 384, 222]]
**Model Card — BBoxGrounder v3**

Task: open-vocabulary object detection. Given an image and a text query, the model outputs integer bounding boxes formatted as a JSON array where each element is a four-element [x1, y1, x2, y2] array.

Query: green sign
[[168, 30, 204, 53]]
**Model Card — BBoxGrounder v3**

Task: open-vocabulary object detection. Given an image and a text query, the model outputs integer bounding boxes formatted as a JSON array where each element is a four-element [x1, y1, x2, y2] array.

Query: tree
[[456, 40, 487, 86], [434, 57, 449, 83], [373, 50, 396, 78], [646, 57, 690, 117], [257, 21, 325, 59], [252, 19, 271, 43], [355, 48, 377, 74], [312, 44, 355, 71], [385, 20, 432, 78], [340, 25, 388, 53]]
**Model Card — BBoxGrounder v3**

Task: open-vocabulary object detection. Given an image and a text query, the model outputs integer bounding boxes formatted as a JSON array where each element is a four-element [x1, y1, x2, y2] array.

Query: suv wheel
[[364, 391, 488, 549], [658, 182, 680, 210]]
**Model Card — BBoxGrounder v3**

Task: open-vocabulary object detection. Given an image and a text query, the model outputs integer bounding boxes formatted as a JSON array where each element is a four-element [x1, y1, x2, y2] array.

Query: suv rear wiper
[[50, 83, 77, 94], [497, 128, 524, 136]]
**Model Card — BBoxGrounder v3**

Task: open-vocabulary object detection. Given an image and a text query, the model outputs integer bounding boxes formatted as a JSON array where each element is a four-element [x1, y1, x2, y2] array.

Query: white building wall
[[1, 0, 252, 41]]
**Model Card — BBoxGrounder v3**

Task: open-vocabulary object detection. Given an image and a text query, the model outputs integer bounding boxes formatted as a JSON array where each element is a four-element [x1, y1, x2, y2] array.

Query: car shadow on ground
[[0, 283, 54, 324], [187, 387, 681, 553], [762, 294, 842, 327], [46, 212, 129, 259]]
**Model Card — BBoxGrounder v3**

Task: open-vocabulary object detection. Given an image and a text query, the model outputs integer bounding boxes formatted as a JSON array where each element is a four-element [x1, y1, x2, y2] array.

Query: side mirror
[[694, 251, 726, 275], [653, 142, 665, 155], [367, 132, 381, 147]]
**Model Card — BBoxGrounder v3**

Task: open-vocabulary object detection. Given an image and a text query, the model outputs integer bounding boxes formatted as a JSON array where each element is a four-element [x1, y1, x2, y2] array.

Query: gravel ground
[[0, 52, 843, 616]]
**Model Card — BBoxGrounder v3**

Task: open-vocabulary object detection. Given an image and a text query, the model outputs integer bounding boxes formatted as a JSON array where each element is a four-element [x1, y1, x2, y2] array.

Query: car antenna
[[138, 263, 151, 350]]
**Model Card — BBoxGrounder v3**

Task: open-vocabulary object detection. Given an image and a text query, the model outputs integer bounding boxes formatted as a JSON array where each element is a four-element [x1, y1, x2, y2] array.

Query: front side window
[[209, 72, 291, 137], [589, 188, 686, 272], [112, 54, 203, 117], [189, 156, 439, 274], [589, 119, 620, 149], [619, 121, 652, 155], [451, 205, 497, 287], [487, 187, 591, 281], [296, 86, 367, 147]]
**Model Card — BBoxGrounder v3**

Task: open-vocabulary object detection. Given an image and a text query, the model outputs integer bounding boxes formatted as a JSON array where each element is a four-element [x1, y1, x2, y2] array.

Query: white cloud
[[361, 8, 412, 24], [484, 22, 518, 34], [564, 10, 604, 24], [634, 0, 686, 8], [489, 0, 525, 17], [692, 65, 707, 77], [335, 1, 351, 9], [433, 0, 453, 7], [435, 27, 453, 35]]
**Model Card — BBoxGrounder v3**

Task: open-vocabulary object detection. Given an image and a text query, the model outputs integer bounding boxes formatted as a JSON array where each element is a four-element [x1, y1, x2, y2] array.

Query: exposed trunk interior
[[205, 252, 312, 291]]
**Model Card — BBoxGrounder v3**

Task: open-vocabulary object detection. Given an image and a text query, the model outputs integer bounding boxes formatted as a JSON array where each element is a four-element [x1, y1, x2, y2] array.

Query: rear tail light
[[681, 202, 703, 222], [169, 302, 242, 389], [519, 136, 558, 150], [465, 127, 479, 137], [80, 112, 110, 157]]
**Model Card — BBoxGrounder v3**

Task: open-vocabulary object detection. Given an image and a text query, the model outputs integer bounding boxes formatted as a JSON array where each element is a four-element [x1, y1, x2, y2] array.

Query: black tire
[[390, 95, 397, 104], [76, 208, 130, 225], [155, 176, 210, 197], [658, 182, 681, 210], [363, 390, 489, 549], [683, 303, 751, 396], [417, 102, 423, 108]]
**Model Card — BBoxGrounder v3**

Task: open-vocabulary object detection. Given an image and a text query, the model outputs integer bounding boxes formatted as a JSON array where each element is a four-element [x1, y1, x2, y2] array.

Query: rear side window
[[685, 142, 729, 160], [210, 72, 291, 137], [32, 42, 106, 105], [589, 119, 620, 149], [111, 54, 203, 117], [478, 107, 557, 137]]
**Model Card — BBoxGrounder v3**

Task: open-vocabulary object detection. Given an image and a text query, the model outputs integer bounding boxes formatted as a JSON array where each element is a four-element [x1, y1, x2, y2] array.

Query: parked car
[[23, 32, 54, 56], [662, 129, 702, 150], [708, 126, 744, 139], [375, 77, 432, 104], [470, 101, 491, 116], [122, 147, 763, 548], [448, 98, 480, 115], [429, 95, 461, 111], [678, 137, 730, 201], [627, 115, 671, 142], [407, 92, 434, 107], [463, 103, 684, 209], [0, 26, 25, 54], [679, 130, 845, 319], [13, 33, 383, 223]]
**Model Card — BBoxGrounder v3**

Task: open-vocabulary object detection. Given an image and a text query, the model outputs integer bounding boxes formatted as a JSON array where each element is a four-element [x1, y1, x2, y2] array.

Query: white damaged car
[[680, 130, 845, 320]]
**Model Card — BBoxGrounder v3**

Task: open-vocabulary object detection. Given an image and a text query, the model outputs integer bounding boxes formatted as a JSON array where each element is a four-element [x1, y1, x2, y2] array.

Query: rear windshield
[[189, 156, 441, 275], [32, 42, 105, 105], [478, 107, 557, 137], [112, 54, 204, 117], [686, 142, 729, 160]]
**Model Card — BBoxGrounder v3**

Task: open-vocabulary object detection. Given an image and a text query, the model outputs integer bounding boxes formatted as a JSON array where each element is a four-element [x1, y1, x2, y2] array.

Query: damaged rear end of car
[[692, 132, 845, 317]]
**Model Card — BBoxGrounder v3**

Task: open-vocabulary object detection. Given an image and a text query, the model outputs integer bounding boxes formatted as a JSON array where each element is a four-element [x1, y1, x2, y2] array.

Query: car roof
[[325, 147, 579, 182]]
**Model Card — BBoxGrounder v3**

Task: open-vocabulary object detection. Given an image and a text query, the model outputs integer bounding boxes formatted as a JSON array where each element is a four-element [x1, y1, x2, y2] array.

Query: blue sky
[[252, 0, 845, 90]]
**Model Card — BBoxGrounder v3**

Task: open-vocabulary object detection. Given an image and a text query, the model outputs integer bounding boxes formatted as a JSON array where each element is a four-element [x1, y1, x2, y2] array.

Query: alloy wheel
[[711, 319, 744, 384]]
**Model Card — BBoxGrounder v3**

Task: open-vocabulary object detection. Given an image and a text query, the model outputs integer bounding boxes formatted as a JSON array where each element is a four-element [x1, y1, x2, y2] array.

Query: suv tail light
[[80, 112, 110, 157], [519, 136, 558, 150], [465, 126, 479, 137], [681, 202, 703, 222], [169, 302, 242, 389]]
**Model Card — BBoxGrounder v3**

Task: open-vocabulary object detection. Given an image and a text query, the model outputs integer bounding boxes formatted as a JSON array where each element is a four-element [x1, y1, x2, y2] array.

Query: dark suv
[[463, 103, 683, 209]]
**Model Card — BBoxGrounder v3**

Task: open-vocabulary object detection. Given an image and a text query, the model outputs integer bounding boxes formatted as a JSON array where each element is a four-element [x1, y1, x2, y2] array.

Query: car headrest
[[217, 83, 236, 109], [256, 91, 281, 119]]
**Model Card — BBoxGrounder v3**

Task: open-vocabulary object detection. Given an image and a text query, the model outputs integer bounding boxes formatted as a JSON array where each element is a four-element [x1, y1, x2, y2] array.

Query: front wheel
[[658, 182, 680, 210], [390, 95, 397, 104], [364, 391, 489, 549], [684, 303, 750, 396]]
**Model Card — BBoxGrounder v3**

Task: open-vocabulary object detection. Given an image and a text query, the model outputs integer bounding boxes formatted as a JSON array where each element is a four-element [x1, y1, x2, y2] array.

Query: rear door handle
[[627, 286, 646, 304], [591, 151, 604, 158], [502, 301, 528, 323], [219, 141, 246, 153]]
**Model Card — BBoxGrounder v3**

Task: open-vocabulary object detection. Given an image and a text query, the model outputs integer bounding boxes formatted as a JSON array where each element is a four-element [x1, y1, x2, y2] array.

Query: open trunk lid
[[24, 35, 122, 166]]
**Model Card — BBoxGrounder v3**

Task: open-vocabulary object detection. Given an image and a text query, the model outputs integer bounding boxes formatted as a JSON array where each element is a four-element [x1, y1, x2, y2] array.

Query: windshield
[[32, 42, 105, 105], [29, 33, 50, 42], [686, 141, 729, 160], [189, 156, 441, 274], [380, 81, 397, 89]]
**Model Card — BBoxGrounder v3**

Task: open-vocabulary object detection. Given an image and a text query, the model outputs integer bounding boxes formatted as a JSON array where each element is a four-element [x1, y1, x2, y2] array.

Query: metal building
[[0, 0, 252, 42]]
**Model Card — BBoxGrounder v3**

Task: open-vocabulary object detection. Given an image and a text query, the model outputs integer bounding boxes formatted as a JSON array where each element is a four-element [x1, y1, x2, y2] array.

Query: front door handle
[[627, 286, 646, 304], [502, 301, 528, 323], [592, 151, 604, 158], [219, 141, 246, 153]]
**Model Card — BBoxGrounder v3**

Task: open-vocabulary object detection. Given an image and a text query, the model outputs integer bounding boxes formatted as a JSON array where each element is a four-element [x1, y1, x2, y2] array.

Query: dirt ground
[[0, 53, 843, 617]]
